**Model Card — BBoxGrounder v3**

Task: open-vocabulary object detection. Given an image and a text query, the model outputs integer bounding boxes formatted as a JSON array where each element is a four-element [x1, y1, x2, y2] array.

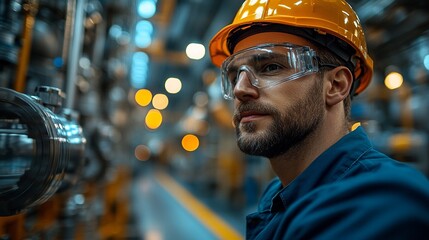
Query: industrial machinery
[[0, 0, 132, 238], [0, 86, 86, 216]]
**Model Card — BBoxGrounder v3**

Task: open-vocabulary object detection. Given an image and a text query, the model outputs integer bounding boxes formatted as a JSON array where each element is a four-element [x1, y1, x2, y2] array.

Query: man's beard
[[233, 80, 324, 158]]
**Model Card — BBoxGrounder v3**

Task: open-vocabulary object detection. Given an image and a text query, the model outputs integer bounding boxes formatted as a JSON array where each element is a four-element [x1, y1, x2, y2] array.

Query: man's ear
[[325, 66, 353, 106]]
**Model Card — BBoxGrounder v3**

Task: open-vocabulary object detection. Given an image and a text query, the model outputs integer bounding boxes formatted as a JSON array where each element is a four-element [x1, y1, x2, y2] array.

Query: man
[[209, 0, 429, 239]]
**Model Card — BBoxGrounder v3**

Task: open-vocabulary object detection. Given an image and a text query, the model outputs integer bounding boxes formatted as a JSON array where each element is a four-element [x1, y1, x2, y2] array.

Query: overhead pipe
[[13, 0, 39, 92], [65, 0, 87, 109]]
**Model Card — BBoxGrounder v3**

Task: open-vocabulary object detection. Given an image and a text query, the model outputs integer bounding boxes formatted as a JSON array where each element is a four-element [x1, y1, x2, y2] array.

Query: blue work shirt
[[246, 127, 429, 239]]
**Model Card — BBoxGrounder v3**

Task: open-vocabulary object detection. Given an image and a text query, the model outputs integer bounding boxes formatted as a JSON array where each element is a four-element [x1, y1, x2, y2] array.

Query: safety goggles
[[221, 43, 319, 100]]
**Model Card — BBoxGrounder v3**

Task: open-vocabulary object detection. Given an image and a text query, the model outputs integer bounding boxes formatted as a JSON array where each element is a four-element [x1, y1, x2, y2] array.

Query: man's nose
[[233, 70, 259, 100]]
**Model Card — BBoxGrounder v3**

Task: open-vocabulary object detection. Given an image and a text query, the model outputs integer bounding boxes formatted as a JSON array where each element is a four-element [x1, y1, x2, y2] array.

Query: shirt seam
[[336, 145, 373, 181]]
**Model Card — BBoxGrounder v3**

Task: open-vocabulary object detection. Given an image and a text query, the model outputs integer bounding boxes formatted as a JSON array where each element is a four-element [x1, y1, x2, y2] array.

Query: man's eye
[[261, 63, 283, 73], [228, 71, 238, 85]]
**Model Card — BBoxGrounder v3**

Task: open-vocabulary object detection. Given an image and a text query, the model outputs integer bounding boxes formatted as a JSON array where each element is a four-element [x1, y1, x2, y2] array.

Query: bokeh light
[[165, 77, 182, 94], [424, 55, 429, 71], [135, 20, 154, 48], [138, 0, 157, 19], [385, 72, 404, 90], [135, 89, 153, 106], [193, 91, 209, 107], [131, 52, 150, 88], [134, 145, 151, 161], [181, 134, 200, 152], [145, 109, 163, 129], [152, 94, 169, 110], [185, 43, 205, 60], [351, 122, 361, 131]]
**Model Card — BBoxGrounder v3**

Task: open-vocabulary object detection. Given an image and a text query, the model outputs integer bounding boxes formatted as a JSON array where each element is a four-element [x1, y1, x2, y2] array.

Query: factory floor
[[129, 164, 249, 240]]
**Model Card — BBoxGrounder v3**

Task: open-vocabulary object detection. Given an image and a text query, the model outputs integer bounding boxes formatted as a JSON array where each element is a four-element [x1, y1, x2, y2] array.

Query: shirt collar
[[266, 126, 373, 212]]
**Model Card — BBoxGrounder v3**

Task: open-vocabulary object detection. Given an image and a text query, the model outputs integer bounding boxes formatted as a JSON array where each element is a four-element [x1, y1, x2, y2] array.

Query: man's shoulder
[[281, 164, 429, 239], [332, 153, 428, 191], [305, 160, 429, 212]]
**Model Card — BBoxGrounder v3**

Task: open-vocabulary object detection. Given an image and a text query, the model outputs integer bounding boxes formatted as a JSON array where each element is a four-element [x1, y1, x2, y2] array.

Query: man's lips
[[238, 111, 268, 123]]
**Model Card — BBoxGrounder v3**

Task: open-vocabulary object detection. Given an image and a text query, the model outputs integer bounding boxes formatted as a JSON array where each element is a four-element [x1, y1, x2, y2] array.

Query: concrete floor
[[131, 166, 246, 240]]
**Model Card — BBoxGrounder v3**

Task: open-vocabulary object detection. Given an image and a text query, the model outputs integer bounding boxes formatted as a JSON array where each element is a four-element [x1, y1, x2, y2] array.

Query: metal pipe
[[65, 0, 86, 109], [0, 87, 86, 216], [62, 0, 74, 66], [13, 0, 39, 92]]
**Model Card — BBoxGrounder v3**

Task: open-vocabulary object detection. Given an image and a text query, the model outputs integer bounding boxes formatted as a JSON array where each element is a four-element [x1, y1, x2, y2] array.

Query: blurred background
[[0, 0, 428, 239]]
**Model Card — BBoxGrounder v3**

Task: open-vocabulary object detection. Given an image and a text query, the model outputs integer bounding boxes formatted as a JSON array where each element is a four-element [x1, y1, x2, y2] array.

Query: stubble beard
[[234, 80, 325, 158]]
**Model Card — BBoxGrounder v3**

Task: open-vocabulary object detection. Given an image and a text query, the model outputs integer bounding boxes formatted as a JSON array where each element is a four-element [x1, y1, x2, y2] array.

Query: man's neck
[[269, 117, 349, 187]]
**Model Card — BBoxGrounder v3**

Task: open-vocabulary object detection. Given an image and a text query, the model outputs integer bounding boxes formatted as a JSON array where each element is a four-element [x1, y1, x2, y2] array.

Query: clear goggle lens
[[221, 43, 319, 100]]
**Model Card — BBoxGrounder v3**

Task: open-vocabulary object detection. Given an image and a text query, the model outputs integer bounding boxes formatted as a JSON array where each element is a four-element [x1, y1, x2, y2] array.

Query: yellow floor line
[[155, 170, 244, 240]]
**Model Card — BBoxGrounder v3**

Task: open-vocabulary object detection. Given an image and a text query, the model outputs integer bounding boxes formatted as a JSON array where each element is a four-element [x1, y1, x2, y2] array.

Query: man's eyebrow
[[229, 50, 283, 69], [251, 52, 286, 65], [247, 52, 276, 65]]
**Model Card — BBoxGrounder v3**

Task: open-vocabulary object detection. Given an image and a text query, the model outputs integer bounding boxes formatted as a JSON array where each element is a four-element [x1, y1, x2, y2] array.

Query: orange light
[[181, 134, 199, 152], [135, 89, 152, 107], [351, 122, 361, 131], [145, 109, 163, 129]]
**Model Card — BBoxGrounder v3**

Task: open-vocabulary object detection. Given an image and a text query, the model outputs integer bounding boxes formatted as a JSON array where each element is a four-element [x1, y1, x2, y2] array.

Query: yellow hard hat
[[209, 0, 374, 95]]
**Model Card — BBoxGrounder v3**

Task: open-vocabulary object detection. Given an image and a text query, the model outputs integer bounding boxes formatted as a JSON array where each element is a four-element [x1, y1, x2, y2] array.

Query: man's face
[[230, 32, 326, 158]]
